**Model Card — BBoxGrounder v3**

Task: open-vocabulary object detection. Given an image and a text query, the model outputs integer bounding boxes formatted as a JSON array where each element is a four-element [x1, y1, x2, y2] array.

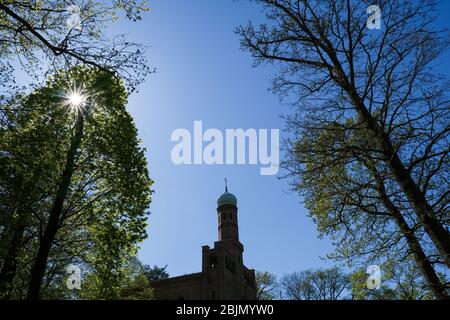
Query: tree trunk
[[368, 162, 449, 300], [0, 214, 26, 299], [347, 88, 450, 268], [25, 114, 84, 300], [393, 212, 449, 300], [386, 150, 450, 267]]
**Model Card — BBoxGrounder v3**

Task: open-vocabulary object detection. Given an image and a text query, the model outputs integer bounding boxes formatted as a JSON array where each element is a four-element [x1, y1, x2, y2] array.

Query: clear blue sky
[[98, 0, 450, 279], [110, 0, 336, 278]]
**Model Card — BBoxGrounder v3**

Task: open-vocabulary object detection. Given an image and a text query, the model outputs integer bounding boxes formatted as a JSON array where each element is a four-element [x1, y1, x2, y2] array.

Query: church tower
[[217, 181, 239, 241], [150, 181, 256, 300], [200, 180, 255, 299]]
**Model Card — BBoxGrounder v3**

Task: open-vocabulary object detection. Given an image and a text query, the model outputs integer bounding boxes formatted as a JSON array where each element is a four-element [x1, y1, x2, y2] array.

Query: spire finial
[[224, 178, 228, 193]]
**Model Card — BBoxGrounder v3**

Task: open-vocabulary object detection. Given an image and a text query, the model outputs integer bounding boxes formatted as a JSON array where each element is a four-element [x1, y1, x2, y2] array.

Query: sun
[[63, 87, 88, 112], [68, 92, 85, 107]]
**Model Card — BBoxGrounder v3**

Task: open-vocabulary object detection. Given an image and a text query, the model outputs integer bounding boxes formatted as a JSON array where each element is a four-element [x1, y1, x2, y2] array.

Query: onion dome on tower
[[217, 179, 237, 206]]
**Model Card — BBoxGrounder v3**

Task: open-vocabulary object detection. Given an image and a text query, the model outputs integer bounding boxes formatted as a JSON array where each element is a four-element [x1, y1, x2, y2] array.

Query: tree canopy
[[237, 0, 449, 299], [0, 66, 153, 299], [0, 0, 152, 95]]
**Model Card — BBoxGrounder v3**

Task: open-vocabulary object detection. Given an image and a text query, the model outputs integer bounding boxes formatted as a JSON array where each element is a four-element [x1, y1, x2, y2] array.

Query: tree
[[351, 258, 437, 300], [281, 267, 349, 300], [0, 87, 73, 298], [81, 257, 154, 300], [0, 66, 153, 299], [143, 264, 169, 282], [283, 121, 449, 298], [118, 274, 153, 300], [255, 271, 278, 300], [236, 0, 449, 299], [350, 268, 396, 300], [0, 0, 152, 94]]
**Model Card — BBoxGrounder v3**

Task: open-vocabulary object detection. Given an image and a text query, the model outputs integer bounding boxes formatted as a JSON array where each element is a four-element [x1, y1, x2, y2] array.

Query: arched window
[[210, 255, 217, 268]]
